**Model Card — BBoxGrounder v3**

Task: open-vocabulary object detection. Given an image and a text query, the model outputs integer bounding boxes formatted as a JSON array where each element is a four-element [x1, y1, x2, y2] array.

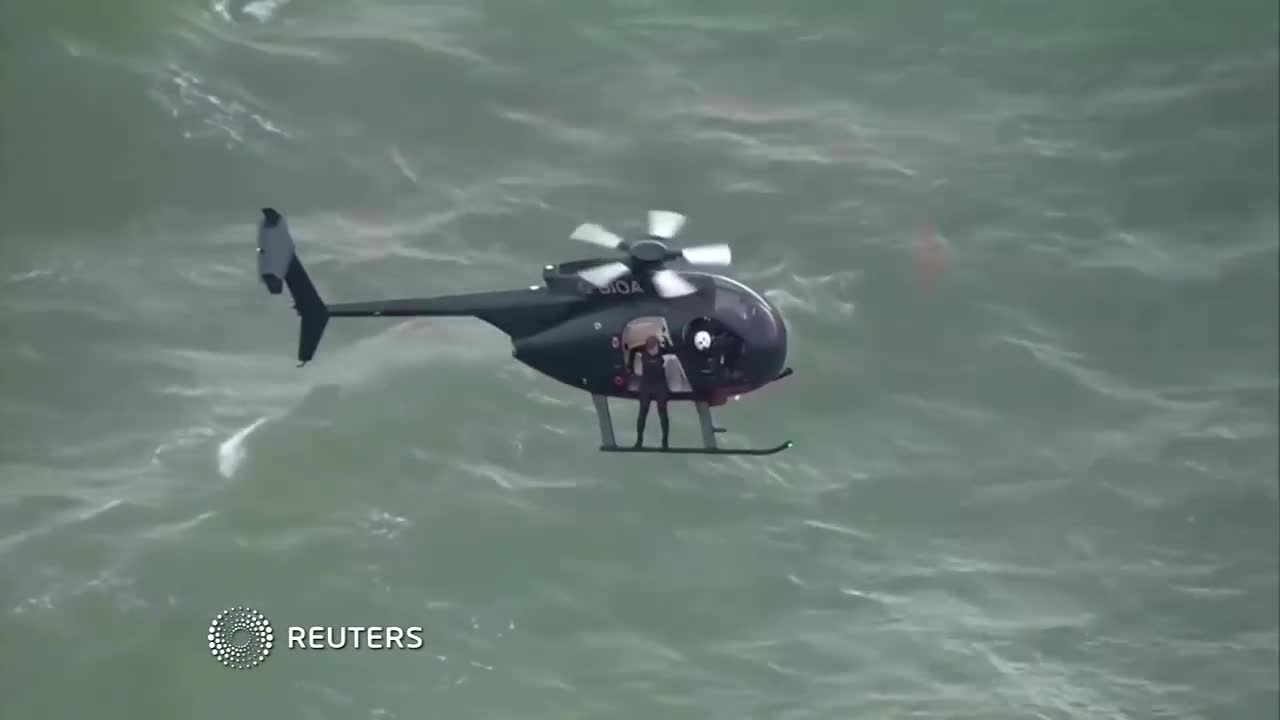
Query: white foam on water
[[242, 0, 291, 23], [217, 416, 269, 478], [211, 0, 232, 21]]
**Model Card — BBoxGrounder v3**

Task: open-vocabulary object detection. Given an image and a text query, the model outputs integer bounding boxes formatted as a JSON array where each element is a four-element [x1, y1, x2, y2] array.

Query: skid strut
[[593, 394, 789, 454], [591, 394, 617, 448]]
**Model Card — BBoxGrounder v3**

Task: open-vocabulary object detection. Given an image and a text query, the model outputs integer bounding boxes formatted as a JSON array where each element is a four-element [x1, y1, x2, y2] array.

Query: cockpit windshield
[[711, 276, 783, 346]]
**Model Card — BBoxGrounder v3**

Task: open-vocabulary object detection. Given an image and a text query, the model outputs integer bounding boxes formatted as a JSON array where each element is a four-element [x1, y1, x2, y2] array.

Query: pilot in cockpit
[[691, 322, 740, 383]]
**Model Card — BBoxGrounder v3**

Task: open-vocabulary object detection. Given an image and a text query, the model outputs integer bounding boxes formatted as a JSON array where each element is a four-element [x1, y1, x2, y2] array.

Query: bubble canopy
[[708, 274, 787, 379]]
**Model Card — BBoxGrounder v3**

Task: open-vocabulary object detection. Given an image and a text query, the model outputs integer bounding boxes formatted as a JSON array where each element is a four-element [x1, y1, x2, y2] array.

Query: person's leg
[[635, 390, 651, 447], [655, 388, 670, 449]]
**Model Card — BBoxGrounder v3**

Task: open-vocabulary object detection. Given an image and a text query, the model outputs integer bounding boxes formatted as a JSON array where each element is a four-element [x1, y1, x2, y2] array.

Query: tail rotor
[[256, 208, 330, 365]]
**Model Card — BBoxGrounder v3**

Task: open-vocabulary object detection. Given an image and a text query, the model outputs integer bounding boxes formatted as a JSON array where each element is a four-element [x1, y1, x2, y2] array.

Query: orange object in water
[[917, 222, 944, 291]]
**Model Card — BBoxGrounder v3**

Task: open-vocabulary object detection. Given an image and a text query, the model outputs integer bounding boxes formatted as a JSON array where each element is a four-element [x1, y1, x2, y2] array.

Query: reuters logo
[[206, 606, 426, 669], [208, 607, 274, 669]]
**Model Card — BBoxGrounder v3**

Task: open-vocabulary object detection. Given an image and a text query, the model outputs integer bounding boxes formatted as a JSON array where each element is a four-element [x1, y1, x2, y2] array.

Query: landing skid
[[600, 442, 792, 456], [590, 394, 790, 456]]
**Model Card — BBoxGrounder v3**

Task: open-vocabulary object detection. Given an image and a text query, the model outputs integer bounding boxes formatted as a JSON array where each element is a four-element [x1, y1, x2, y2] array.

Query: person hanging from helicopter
[[626, 333, 672, 372], [632, 335, 671, 449]]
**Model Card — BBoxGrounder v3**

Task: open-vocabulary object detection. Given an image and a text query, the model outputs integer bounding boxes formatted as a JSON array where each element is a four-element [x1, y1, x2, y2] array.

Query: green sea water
[[1, 1, 1277, 718]]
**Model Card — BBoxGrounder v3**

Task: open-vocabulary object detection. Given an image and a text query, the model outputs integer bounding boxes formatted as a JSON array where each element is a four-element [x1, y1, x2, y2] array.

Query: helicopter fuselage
[[257, 207, 789, 408], [506, 264, 789, 405], [318, 263, 789, 405]]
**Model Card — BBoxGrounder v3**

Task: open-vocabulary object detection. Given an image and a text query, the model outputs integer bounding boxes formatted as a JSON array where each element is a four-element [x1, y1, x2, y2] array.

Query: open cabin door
[[620, 316, 693, 393]]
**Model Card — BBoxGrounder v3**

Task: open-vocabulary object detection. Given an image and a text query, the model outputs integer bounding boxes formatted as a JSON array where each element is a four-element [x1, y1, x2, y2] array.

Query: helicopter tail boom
[[326, 290, 578, 340], [256, 207, 588, 364]]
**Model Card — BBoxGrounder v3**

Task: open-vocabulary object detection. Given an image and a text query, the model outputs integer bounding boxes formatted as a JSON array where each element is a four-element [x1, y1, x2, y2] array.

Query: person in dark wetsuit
[[632, 335, 670, 449]]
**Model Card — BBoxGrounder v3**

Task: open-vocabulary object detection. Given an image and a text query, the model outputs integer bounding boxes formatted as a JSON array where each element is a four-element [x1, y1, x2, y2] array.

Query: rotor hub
[[629, 239, 668, 263], [567, 210, 732, 299]]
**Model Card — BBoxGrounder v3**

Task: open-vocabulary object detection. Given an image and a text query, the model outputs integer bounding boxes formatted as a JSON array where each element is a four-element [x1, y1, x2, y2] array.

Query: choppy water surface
[[1, 1, 1276, 718]]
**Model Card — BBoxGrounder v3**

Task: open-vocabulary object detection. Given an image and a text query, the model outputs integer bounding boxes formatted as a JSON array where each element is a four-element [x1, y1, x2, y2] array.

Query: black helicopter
[[256, 207, 794, 455]]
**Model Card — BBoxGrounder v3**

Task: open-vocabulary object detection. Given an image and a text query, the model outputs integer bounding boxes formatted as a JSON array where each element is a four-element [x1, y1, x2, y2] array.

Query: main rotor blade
[[571, 223, 626, 250], [681, 243, 731, 266], [579, 261, 631, 288], [652, 269, 697, 298], [647, 210, 686, 240]]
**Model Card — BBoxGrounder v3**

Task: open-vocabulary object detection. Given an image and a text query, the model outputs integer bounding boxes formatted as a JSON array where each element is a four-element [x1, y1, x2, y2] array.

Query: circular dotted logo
[[208, 607, 273, 669]]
